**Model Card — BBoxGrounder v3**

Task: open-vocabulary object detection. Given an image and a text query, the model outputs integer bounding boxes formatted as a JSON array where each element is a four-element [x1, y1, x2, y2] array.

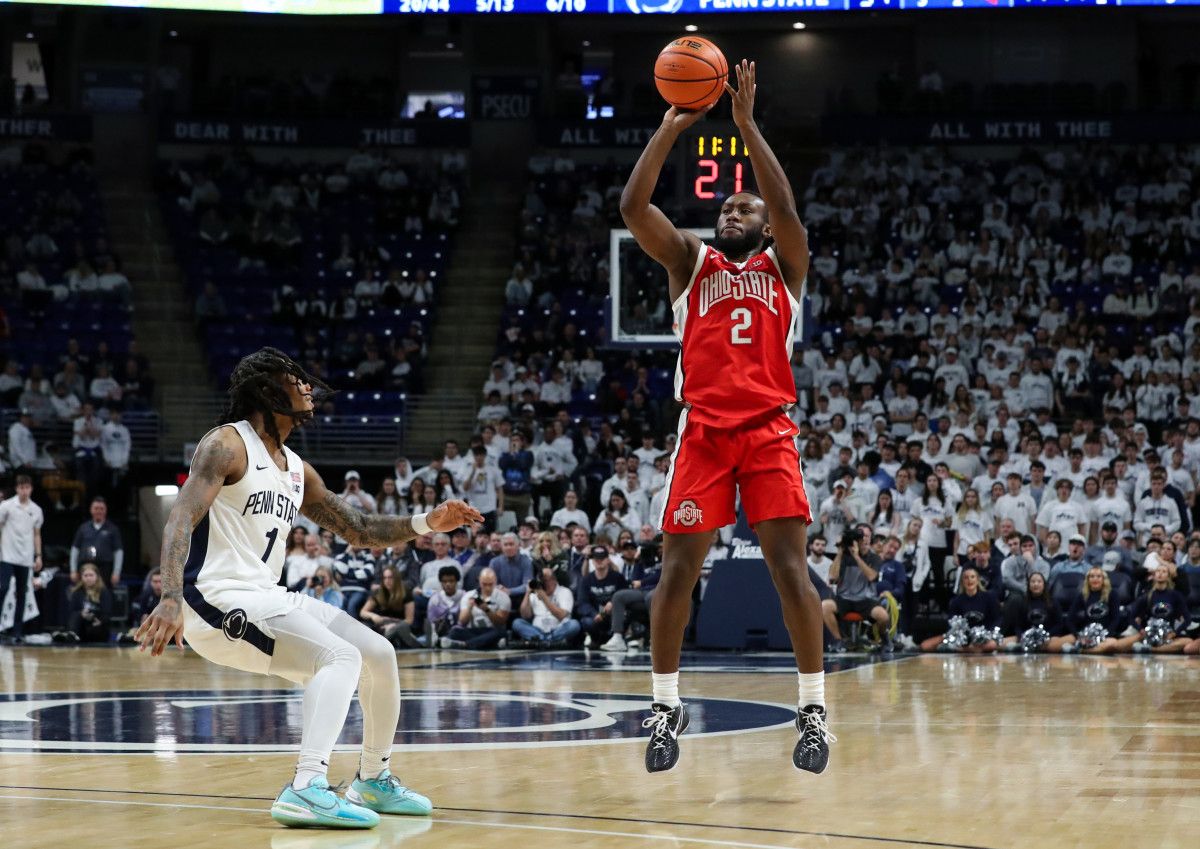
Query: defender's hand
[[134, 596, 186, 657], [724, 59, 756, 128], [662, 103, 714, 135], [427, 499, 484, 533]]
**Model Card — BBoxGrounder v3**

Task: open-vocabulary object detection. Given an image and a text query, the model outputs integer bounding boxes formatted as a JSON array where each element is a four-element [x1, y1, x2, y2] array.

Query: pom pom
[[1143, 617, 1171, 648], [1019, 625, 1050, 652], [969, 626, 1003, 647], [942, 616, 970, 651], [1077, 622, 1109, 649]]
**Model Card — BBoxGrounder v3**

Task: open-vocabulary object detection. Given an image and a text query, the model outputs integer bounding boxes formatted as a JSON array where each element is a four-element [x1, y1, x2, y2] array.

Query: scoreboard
[[2, 0, 1197, 14]]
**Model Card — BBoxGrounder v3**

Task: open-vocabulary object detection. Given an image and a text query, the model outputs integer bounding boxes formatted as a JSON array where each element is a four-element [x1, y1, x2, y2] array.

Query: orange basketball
[[654, 35, 728, 110]]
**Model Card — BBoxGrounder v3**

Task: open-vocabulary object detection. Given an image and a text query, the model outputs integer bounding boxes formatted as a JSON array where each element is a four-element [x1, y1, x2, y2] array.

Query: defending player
[[620, 61, 833, 774], [135, 348, 483, 829]]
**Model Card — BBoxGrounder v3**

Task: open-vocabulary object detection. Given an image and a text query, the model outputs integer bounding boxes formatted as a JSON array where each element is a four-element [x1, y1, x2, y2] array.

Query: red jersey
[[672, 243, 800, 427]]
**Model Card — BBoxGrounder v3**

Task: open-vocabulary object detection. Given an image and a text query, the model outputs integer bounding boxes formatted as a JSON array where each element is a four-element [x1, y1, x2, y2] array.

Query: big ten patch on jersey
[[242, 489, 298, 526]]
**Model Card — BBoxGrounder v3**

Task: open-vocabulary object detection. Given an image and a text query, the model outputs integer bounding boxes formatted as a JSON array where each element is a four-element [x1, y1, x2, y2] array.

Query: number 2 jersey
[[184, 420, 304, 604], [672, 243, 801, 427]]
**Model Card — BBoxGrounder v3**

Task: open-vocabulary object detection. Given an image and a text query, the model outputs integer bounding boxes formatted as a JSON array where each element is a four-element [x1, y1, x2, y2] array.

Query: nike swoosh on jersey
[[778, 429, 792, 435], [255, 464, 269, 470]]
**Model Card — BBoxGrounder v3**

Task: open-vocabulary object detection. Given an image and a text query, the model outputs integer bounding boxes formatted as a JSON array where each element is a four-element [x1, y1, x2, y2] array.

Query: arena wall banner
[[0, 114, 93, 141], [823, 113, 1200, 145], [538, 122, 662, 147], [160, 117, 470, 147], [472, 76, 541, 120]]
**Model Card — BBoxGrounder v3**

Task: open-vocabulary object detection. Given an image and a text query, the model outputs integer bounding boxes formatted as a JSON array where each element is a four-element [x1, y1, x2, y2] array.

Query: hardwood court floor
[[1, 646, 1199, 849]]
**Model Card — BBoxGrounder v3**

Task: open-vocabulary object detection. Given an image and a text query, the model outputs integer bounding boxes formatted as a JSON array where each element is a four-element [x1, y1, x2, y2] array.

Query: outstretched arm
[[619, 106, 709, 290], [300, 461, 483, 547], [726, 60, 810, 295], [136, 426, 244, 656]]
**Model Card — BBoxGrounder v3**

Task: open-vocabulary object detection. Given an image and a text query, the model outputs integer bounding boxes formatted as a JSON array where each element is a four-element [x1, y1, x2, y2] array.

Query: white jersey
[[185, 421, 304, 598]]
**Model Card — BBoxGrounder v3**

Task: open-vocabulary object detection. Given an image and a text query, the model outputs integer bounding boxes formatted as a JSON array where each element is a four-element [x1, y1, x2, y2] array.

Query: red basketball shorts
[[657, 409, 812, 535]]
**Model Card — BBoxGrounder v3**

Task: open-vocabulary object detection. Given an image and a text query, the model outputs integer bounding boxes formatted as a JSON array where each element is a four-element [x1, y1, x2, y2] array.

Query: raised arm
[[619, 106, 708, 294], [136, 426, 245, 656], [726, 60, 810, 296], [299, 461, 482, 547]]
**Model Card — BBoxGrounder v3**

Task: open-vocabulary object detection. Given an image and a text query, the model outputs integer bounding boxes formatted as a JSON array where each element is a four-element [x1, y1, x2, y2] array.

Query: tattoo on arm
[[159, 435, 237, 598], [302, 492, 416, 547]]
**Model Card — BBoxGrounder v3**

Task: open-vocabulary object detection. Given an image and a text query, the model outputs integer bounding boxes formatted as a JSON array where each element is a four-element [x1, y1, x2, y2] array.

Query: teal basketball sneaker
[[346, 771, 434, 816], [270, 777, 381, 829]]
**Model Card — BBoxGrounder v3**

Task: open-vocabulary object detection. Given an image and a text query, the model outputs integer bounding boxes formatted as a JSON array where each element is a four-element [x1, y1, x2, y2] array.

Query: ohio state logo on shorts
[[673, 500, 703, 527]]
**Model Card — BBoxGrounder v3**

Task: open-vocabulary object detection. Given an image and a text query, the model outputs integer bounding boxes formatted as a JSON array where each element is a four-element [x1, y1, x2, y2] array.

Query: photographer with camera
[[820, 524, 893, 653], [442, 567, 510, 649], [512, 566, 580, 648], [303, 564, 344, 609]]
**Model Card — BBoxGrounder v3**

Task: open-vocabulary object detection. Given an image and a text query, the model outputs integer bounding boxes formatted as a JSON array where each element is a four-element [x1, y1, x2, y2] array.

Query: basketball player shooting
[[620, 61, 834, 774], [135, 348, 483, 829]]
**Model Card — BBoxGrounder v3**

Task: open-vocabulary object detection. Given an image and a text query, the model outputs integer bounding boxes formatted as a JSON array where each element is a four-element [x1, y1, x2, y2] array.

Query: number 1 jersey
[[184, 420, 305, 593], [671, 243, 801, 427]]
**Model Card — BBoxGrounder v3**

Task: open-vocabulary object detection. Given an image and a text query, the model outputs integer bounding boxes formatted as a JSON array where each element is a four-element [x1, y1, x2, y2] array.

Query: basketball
[[654, 35, 728, 110]]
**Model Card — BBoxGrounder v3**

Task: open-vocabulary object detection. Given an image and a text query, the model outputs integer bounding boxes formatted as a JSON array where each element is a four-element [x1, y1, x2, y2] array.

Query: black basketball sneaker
[[793, 704, 836, 773], [643, 701, 690, 773]]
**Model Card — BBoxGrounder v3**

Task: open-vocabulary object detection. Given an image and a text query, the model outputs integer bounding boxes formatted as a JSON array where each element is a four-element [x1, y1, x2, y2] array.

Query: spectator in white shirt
[[7, 411, 36, 469], [101, 410, 131, 473], [285, 534, 335, 590], [934, 348, 970, 396], [1133, 471, 1182, 546], [539, 368, 572, 407], [549, 489, 590, 531], [1035, 479, 1089, 545], [459, 447, 504, 532], [340, 470, 378, 514], [96, 259, 131, 303], [88, 364, 122, 409]]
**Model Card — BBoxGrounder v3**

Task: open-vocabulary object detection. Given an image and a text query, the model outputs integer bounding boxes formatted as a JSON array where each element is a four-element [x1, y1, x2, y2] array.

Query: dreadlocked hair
[[222, 347, 333, 448]]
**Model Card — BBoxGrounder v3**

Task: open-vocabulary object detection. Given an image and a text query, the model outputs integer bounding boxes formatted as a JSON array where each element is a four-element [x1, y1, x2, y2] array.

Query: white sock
[[652, 672, 680, 707], [360, 752, 390, 780], [293, 756, 327, 790], [798, 672, 825, 710]]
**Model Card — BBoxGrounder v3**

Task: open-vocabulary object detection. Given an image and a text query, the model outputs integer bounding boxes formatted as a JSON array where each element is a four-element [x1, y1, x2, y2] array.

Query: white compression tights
[[266, 607, 401, 788]]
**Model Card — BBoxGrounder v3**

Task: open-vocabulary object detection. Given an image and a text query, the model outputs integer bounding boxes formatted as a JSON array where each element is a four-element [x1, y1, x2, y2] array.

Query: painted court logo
[[673, 500, 703, 527], [0, 689, 794, 754]]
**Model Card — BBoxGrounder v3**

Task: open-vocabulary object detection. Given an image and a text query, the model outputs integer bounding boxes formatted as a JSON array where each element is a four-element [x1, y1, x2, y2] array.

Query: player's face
[[713, 194, 768, 256], [285, 373, 314, 412]]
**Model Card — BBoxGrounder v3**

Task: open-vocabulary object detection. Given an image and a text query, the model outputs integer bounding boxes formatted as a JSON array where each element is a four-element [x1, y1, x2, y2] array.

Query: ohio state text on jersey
[[672, 243, 801, 426]]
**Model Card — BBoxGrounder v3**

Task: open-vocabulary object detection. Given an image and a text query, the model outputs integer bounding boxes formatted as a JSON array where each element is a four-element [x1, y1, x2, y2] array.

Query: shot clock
[[676, 122, 751, 218]]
